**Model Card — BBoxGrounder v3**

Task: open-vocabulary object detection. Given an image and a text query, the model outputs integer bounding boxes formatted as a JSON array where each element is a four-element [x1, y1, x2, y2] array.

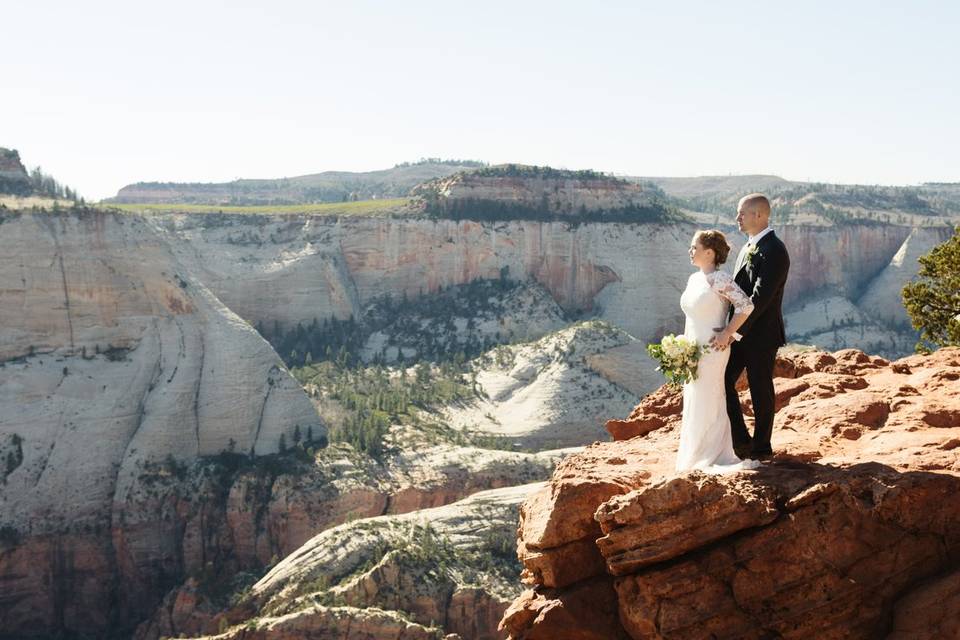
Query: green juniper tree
[[902, 226, 960, 351]]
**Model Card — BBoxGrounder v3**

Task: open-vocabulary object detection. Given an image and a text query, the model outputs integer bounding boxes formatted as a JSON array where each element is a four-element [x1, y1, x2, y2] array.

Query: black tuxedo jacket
[[733, 230, 790, 351]]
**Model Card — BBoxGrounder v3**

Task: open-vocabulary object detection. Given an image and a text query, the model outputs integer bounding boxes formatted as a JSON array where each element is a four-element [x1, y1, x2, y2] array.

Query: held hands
[[709, 328, 734, 351]]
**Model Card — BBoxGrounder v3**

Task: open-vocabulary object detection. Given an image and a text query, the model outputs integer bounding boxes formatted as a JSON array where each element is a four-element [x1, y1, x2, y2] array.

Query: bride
[[677, 230, 760, 473]]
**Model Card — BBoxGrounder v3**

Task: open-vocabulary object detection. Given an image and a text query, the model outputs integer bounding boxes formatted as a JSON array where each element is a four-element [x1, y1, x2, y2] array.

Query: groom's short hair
[[739, 193, 771, 218]]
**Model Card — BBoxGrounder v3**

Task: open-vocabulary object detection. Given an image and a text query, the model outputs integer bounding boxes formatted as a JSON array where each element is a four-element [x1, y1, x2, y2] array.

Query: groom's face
[[737, 203, 762, 235]]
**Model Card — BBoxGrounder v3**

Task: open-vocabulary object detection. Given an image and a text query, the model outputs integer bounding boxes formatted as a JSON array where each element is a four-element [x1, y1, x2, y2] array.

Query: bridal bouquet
[[646, 334, 709, 389]]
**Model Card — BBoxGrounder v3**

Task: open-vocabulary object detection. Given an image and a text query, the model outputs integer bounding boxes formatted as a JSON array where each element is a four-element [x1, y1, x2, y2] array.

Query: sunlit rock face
[[152, 213, 929, 360], [0, 210, 321, 637], [138, 483, 548, 640], [858, 225, 955, 328]]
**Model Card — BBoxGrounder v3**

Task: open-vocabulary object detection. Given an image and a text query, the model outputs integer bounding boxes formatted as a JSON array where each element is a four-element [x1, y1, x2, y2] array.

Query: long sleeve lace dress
[[676, 270, 759, 472]]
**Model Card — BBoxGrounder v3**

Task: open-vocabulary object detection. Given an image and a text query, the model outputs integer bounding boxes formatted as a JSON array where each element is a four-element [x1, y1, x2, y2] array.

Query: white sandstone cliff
[[0, 209, 322, 634]]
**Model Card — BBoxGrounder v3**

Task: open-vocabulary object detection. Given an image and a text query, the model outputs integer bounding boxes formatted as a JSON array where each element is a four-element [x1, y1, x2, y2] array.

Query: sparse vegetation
[[2, 433, 24, 483], [105, 197, 411, 217], [262, 276, 572, 457], [27, 166, 80, 202], [0, 148, 81, 201], [409, 164, 686, 224], [471, 163, 619, 181], [423, 196, 682, 224], [262, 276, 540, 369], [299, 517, 519, 610], [903, 226, 960, 351], [292, 357, 480, 459], [393, 158, 487, 169]]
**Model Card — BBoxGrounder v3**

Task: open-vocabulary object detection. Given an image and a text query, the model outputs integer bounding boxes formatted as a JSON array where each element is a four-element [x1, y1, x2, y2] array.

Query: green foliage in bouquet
[[647, 334, 710, 389]]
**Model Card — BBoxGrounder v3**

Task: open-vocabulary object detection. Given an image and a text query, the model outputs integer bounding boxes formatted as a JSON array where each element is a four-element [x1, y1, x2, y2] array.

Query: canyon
[[1, 166, 956, 638]]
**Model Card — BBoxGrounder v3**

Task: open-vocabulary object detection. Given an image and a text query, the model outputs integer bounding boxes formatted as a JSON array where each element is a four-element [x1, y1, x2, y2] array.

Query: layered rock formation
[[785, 225, 955, 354], [141, 482, 551, 640], [416, 169, 656, 218], [358, 279, 570, 364], [148, 212, 937, 360], [0, 209, 322, 636], [439, 321, 646, 448], [502, 347, 960, 639]]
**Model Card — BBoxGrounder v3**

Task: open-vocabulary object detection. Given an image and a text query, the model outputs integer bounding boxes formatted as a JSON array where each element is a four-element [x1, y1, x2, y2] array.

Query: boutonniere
[[745, 244, 760, 269]]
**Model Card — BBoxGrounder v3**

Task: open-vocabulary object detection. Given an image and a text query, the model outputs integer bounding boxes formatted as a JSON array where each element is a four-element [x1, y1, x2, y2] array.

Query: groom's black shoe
[[750, 448, 774, 461], [733, 438, 753, 459]]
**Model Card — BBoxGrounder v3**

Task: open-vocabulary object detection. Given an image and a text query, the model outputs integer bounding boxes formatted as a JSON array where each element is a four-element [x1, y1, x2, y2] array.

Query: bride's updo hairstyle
[[695, 230, 731, 266]]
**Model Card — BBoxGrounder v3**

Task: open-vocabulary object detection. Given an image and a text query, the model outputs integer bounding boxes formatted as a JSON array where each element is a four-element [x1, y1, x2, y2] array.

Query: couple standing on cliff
[[675, 193, 790, 473]]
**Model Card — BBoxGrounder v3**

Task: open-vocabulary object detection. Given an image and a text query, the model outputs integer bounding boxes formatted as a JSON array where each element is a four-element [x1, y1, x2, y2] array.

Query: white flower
[[745, 244, 760, 269]]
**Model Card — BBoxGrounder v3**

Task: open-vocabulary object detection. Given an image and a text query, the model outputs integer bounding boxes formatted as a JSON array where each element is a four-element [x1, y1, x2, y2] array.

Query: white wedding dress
[[676, 270, 761, 473]]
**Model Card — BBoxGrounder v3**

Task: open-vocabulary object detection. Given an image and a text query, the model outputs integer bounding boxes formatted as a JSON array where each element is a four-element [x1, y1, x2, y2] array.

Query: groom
[[725, 193, 790, 459]]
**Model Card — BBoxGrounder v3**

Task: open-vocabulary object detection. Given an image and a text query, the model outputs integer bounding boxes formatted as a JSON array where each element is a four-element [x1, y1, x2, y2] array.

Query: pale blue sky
[[3, 1, 958, 200]]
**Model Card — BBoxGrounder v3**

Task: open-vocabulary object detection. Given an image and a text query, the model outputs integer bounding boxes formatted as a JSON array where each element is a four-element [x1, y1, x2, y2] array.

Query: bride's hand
[[710, 330, 733, 351]]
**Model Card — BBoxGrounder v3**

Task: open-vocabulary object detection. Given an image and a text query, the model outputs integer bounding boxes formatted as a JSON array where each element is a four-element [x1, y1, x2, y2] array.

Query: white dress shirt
[[748, 226, 774, 246]]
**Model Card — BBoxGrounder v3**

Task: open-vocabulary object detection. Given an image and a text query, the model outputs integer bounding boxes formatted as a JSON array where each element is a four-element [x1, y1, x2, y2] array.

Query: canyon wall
[[151, 214, 935, 355], [0, 210, 321, 636]]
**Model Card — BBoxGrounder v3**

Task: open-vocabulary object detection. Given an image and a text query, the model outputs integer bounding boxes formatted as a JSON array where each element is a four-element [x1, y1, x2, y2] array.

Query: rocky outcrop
[[608, 464, 959, 639], [129, 445, 565, 640], [187, 604, 450, 640], [502, 347, 960, 639], [418, 170, 655, 217], [0, 147, 30, 195], [439, 321, 644, 448], [156, 483, 549, 640]]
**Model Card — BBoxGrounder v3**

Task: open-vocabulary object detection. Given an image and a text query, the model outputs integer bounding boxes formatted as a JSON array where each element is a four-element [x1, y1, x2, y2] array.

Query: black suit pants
[[725, 342, 777, 454]]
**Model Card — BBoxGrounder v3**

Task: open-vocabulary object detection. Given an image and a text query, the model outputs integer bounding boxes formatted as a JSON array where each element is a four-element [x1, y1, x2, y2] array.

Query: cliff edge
[[501, 347, 960, 639]]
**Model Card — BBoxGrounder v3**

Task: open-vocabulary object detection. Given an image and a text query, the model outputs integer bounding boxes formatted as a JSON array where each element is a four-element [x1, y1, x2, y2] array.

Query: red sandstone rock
[[887, 570, 960, 640], [614, 464, 960, 639], [504, 347, 960, 639], [518, 444, 653, 551], [595, 473, 779, 575], [518, 537, 606, 589], [605, 385, 682, 441], [446, 587, 511, 640], [499, 577, 629, 640], [132, 578, 227, 640]]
